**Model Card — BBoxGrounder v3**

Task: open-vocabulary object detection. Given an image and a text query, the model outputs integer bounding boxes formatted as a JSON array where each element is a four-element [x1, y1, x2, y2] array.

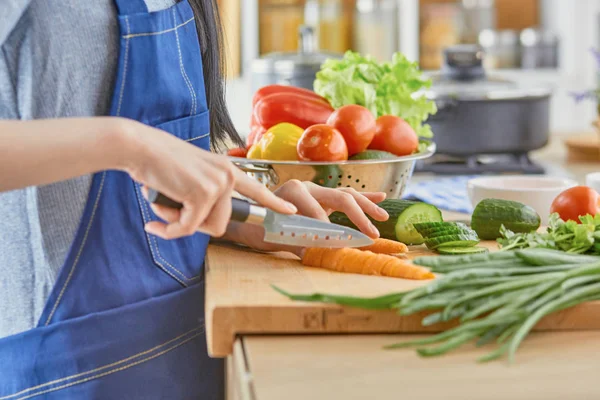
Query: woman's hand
[[120, 122, 298, 240], [221, 180, 388, 254]]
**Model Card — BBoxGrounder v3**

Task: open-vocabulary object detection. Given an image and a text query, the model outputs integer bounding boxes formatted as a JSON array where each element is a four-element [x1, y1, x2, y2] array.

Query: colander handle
[[232, 163, 271, 174]]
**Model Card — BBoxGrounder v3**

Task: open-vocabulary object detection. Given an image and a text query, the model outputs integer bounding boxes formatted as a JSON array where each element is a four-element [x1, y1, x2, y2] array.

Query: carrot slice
[[301, 247, 434, 280], [358, 238, 408, 254]]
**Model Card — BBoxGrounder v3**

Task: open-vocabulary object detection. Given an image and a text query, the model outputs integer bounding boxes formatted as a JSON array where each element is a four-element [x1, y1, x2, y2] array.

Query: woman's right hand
[[119, 119, 298, 240]]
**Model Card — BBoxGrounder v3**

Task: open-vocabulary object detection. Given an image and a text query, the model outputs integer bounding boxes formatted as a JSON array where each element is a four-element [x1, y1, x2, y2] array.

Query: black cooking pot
[[422, 45, 552, 156]]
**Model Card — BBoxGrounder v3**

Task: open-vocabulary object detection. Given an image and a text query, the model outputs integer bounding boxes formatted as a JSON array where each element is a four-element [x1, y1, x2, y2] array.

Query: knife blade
[[146, 189, 374, 248]]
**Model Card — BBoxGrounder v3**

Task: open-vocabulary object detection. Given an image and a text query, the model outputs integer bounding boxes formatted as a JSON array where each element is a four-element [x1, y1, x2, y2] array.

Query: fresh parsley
[[498, 213, 600, 254]]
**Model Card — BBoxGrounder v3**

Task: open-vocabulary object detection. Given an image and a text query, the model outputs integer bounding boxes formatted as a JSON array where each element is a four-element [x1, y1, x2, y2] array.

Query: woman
[[0, 0, 388, 398]]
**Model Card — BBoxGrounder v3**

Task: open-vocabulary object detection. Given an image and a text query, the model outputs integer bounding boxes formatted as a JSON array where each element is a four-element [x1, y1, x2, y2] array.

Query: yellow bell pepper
[[256, 123, 304, 161], [246, 143, 262, 159]]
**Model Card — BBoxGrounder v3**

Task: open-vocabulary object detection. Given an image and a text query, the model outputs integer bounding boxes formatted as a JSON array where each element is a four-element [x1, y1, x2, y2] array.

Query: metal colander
[[230, 144, 436, 199]]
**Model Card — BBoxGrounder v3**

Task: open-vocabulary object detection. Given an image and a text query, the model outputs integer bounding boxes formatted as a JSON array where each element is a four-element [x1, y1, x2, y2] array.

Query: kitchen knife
[[146, 189, 374, 248]]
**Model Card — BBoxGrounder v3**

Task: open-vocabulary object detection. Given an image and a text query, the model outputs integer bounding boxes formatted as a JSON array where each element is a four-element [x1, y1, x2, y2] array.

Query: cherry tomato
[[252, 84, 329, 108], [255, 93, 334, 131], [368, 115, 419, 157], [326, 105, 376, 156], [550, 186, 600, 223], [296, 124, 348, 162], [226, 147, 248, 158]]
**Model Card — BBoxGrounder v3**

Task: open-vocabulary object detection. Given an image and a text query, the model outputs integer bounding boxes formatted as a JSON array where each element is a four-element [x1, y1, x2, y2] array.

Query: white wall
[[225, 0, 600, 139]]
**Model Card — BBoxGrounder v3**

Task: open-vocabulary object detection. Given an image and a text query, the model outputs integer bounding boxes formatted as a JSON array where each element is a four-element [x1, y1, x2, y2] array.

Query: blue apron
[[0, 0, 224, 398]]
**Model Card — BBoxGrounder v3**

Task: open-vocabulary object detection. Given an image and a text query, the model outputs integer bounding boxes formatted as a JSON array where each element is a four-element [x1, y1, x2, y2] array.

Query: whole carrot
[[358, 238, 408, 254], [301, 248, 434, 280]]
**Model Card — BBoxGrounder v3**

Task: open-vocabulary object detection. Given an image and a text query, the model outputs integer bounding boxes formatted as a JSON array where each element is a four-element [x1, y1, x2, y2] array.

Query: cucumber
[[312, 164, 342, 188], [413, 222, 469, 231], [471, 199, 541, 240], [414, 222, 473, 237], [349, 150, 396, 160], [424, 234, 480, 250], [329, 199, 443, 245], [437, 246, 489, 255]]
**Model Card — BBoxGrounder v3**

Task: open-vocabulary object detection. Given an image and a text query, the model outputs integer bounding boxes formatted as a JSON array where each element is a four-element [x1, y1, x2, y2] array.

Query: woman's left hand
[[221, 180, 388, 253]]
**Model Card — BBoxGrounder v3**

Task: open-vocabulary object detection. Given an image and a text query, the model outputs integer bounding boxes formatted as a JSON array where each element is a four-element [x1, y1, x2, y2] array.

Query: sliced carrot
[[301, 248, 325, 267], [358, 238, 408, 254], [301, 247, 434, 280]]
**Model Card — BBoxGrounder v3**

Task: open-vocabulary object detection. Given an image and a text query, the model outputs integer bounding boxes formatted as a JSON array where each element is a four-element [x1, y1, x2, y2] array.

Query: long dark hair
[[188, 0, 243, 150]]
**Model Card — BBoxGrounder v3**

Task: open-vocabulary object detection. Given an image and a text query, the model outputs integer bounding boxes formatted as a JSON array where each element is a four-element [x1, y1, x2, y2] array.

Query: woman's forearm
[[0, 117, 134, 192]]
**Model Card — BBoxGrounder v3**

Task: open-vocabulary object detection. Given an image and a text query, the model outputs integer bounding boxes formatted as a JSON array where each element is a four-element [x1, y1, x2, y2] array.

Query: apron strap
[[113, 0, 148, 15]]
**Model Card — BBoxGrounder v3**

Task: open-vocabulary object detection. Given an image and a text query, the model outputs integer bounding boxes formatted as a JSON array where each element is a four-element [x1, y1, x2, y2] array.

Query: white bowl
[[467, 175, 578, 225]]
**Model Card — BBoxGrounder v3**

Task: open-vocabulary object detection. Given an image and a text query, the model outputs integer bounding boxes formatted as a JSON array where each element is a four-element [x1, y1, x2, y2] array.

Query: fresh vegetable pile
[[275, 248, 600, 363], [273, 186, 600, 364], [227, 51, 437, 162]]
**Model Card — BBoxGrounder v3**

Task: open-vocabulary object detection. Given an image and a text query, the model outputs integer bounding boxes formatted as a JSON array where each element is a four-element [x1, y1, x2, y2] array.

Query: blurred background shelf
[[218, 0, 600, 140]]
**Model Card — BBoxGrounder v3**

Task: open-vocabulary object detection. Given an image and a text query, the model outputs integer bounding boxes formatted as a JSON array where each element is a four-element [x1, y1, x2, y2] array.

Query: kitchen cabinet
[[227, 333, 600, 400]]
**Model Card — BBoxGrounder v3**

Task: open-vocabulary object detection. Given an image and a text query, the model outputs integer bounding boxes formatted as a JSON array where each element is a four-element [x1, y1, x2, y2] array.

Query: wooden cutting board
[[205, 242, 600, 357]]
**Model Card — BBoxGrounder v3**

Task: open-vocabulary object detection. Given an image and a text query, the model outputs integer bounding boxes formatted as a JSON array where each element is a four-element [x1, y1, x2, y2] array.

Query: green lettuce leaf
[[313, 51, 437, 141]]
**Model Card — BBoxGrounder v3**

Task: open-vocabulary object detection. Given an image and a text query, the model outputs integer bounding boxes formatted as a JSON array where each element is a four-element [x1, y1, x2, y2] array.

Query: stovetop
[[415, 153, 545, 175]]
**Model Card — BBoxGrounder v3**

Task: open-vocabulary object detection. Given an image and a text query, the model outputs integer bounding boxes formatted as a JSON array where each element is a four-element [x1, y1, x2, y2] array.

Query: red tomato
[[227, 147, 248, 158], [296, 125, 348, 162], [326, 105, 376, 155], [550, 186, 600, 223], [255, 93, 334, 131], [368, 115, 418, 156], [252, 84, 330, 108]]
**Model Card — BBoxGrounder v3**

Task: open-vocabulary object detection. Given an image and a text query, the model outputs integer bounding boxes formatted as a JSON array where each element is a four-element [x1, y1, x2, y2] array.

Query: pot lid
[[421, 45, 552, 100], [252, 26, 342, 75]]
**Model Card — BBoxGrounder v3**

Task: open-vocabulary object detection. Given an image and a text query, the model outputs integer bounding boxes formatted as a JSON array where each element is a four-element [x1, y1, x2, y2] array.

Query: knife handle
[[147, 189, 251, 223]]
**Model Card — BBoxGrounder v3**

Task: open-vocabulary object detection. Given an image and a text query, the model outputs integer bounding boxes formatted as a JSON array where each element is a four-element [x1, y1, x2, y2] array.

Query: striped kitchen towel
[[402, 176, 477, 214]]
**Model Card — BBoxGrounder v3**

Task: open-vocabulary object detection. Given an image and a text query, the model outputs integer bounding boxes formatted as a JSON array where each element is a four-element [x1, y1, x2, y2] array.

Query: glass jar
[[314, 0, 352, 53], [259, 0, 306, 54], [419, 3, 463, 70], [461, 0, 496, 44], [353, 0, 399, 62]]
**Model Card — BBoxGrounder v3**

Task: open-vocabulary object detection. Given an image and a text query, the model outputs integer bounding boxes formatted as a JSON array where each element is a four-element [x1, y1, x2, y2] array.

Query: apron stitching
[[116, 16, 131, 117], [172, 9, 197, 116], [134, 183, 197, 284], [5, 329, 203, 400], [185, 131, 210, 142], [44, 172, 107, 326], [121, 17, 194, 39], [0, 327, 202, 400]]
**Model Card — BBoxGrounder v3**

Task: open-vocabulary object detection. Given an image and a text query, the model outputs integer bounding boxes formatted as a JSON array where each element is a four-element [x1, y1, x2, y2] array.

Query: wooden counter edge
[[206, 301, 600, 357]]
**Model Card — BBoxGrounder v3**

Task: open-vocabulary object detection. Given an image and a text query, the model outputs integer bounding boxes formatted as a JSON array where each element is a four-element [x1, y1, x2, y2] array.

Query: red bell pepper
[[254, 92, 334, 131], [227, 147, 248, 158], [251, 84, 330, 108]]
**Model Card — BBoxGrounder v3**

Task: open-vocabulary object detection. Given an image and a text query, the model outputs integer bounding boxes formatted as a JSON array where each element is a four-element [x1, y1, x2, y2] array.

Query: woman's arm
[[0, 117, 131, 192], [0, 117, 297, 238]]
